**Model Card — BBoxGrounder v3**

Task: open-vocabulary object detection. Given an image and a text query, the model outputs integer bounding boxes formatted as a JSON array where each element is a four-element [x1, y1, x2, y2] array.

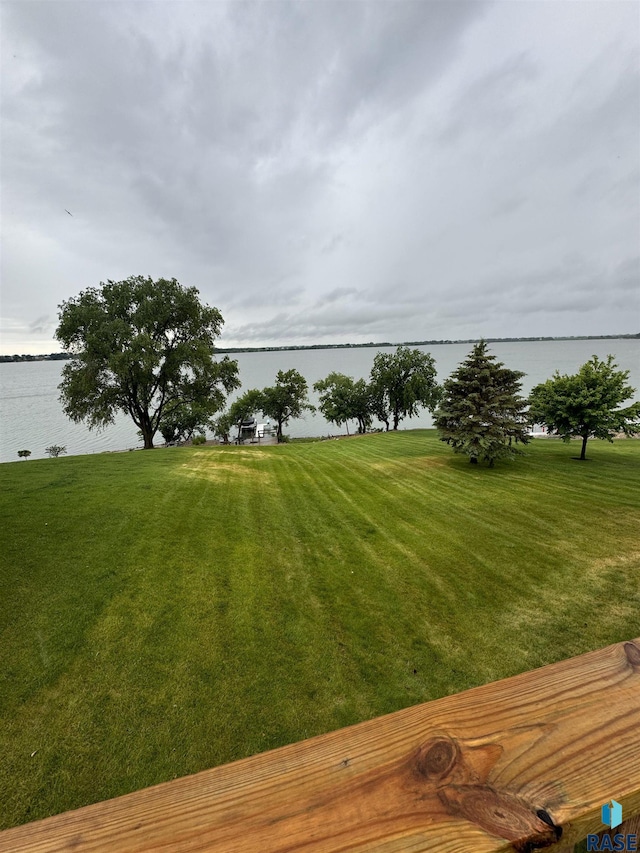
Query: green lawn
[[1, 431, 639, 829]]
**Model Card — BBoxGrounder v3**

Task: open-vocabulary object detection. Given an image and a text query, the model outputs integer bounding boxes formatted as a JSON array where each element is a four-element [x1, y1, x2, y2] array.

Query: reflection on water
[[1, 339, 638, 463]]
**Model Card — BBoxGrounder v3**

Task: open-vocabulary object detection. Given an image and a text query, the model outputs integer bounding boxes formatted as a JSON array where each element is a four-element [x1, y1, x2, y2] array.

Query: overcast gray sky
[[1, 1, 638, 354]]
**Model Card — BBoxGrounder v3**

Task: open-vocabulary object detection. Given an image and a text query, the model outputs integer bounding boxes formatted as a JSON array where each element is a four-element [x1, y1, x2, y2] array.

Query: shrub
[[45, 445, 67, 458], [191, 434, 206, 446], [17, 450, 31, 459]]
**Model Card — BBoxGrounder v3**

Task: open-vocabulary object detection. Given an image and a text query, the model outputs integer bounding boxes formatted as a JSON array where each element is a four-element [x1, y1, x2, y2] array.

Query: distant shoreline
[[2, 333, 638, 362], [215, 333, 639, 354]]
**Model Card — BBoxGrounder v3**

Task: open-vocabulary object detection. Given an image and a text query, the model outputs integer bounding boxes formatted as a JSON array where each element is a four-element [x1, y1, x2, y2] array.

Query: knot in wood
[[415, 737, 459, 782], [440, 785, 560, 849], [624, 641, 640, 670]]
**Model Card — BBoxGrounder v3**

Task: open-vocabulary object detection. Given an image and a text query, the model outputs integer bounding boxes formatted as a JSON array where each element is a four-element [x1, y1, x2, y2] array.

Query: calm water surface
[[1, 339, 638, 463]]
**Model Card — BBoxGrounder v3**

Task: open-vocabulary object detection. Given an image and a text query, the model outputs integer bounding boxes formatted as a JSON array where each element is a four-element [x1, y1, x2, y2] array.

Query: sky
[[1, 1, 639, 354]]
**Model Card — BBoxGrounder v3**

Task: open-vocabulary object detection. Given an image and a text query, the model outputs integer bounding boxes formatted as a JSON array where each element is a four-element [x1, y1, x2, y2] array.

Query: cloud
[[1, 0, 638, 354], [320, 234, 345, 255], [315, 287, 360, 306], [438, 52, 539, 145], [28, 314, 53, 334]]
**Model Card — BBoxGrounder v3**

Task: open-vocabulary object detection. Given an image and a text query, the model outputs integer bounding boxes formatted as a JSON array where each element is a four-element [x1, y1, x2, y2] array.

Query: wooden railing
[[2, 638, 639, 852]]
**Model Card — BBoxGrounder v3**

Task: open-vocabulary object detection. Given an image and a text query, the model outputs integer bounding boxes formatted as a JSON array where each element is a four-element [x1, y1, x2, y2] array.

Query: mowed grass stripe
[[272, 452, 435, 723], [273, 434, 640, 679], [0, 432, 638, 828], [285, 437, 556, 609], [270, 451, 403, 708]]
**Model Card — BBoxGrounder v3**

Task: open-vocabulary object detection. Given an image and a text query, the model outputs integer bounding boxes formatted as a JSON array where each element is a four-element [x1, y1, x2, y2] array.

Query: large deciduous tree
[[434, 341, 530, 466], [529, 355, 640, 460], [369, 346, 440, 431], [55, 276, 240, 449], [260, 369, 314, 442]]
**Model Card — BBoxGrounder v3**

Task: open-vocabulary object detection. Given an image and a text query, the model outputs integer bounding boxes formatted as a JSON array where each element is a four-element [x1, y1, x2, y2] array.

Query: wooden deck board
[[2, 638, 639, 852]]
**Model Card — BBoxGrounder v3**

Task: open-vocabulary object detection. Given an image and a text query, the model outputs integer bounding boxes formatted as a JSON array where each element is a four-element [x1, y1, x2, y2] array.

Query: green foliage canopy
[[370, 346, 440, 430], [368, 380, 392, 432], [434, 341, 530, 466], [348, 378, 374, 434], [226, 389, 266, 441], [229, 389, 265, 425], [313, 373, 372, 434], [212, 411, 235, 444], [260, 369, 314, 441], [529, 355, 640, 460], [158, 399, 218, 445], [55, 276, 240, 449]]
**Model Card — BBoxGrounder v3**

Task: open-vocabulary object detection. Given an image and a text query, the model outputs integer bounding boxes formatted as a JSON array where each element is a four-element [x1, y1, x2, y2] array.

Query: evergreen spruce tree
[[434, 341, 530, 466]]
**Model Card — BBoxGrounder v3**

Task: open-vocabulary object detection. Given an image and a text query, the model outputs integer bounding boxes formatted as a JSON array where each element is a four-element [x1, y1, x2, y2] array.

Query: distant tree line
[[215, 332, 639, 354], [4, 334, 638, 361], [0, 352, 72, 363], [51, 276, 640, 464]]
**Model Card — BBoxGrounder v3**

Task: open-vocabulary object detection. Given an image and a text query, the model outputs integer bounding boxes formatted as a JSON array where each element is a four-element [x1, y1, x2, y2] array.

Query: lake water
[[1, 339, 638, 463]]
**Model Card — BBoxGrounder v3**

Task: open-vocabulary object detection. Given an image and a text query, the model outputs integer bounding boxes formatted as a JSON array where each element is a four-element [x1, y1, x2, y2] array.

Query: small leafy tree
[[213, 390, 270, 443], [17, 450, 31, 459], [223, 389, 264, 441], [314, 373, 373, 435], [55, 276, 240, 450], [260, 369, 314, 442], [45, 445, 67, 458], [529, 355, 640, 460], [213, 411, 234, 444], [314, 372, 352, 434], [369, 346, 440, 430], [434, 341, 530, 466]]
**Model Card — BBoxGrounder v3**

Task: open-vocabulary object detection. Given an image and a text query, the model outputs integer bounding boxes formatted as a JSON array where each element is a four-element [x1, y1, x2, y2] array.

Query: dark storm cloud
[[1, 0, 638, 353]]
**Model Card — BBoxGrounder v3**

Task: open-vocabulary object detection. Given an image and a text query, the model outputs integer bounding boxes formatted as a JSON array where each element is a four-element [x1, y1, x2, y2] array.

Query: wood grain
[[2, 638, 639, 853]]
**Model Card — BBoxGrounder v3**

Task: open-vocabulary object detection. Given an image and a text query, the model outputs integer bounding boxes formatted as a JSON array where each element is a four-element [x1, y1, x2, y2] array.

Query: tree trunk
[[140, 421, 154, 449], [136, 410, 155, 449], [580, 434, 588, 460], [470, 457, 478, 464]]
